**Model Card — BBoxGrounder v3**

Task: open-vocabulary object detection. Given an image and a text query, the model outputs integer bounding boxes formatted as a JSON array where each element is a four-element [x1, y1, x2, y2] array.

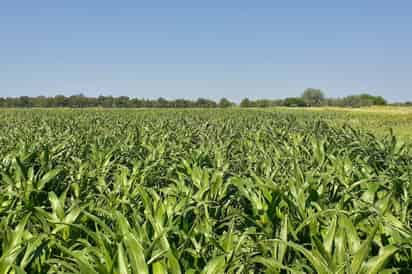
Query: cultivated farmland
[[0, 108, 411, 273]]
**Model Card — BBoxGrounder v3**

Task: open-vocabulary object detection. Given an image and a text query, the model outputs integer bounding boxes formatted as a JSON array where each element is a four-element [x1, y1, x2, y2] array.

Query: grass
[[0, 108, 411, 273]]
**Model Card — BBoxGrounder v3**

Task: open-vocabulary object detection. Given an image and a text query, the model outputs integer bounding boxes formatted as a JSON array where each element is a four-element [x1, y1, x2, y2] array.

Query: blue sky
[[1, 1, 411, 102]]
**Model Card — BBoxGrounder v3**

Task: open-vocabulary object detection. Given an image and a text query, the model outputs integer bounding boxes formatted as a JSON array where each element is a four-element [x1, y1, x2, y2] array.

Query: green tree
[[218, 98, 233, 108], [302, 88, 325, 106], [340, 94, 387, 107], [254, 99, 272, 107], [283, 97, 306, 107], [156, 97, 169, 108], [240, 98, 253, 108], [196, 98, 217, 108]]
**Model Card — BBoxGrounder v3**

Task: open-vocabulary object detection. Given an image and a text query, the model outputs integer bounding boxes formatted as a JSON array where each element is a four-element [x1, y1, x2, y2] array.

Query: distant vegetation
[[0, 89, 403, 108], [240, 89, 388, 108]]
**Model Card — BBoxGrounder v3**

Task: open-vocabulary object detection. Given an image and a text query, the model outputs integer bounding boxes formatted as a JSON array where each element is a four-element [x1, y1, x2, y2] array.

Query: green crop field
[[267, 106, 412, 140], [0, 108, 411, 273]]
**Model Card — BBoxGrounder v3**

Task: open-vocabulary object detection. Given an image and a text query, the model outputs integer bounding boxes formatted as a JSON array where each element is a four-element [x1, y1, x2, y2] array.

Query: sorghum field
[[0, 108, 411, 273]]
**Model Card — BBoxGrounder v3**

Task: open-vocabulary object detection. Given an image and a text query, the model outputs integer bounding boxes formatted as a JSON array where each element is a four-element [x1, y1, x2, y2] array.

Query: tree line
[[240, 89, 389, 108], [0, 95, 234, 108], [0, 89, 403, 108]]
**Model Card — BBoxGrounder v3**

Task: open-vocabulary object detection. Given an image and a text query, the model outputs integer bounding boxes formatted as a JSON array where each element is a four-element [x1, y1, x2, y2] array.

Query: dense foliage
[[240, 93, 387, 108], [301, 88, 325, 107], [0, 92, 388, 108], [0, 109, 411, 273], [0, 95, 227, 108]]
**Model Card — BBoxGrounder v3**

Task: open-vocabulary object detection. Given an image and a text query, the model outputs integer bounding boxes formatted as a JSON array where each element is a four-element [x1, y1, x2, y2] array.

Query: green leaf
[[201, 256, 226, 274], [117, 243, 129, 274], [351, 224, 379, 273], [362, 245, 398, 274], [37, 168, 61, 190]]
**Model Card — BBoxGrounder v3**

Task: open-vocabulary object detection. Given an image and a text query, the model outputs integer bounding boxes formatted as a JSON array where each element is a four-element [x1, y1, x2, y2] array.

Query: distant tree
[[240, 98, 253, 108], [156, 97, 169, 108], [0, 93, 390, 108], [218, 98, 233, 108], [196, 98, 217, 108], [254, 99, 272, 108], [68, 94, 87, 108], [54, 95, 68, 107], [371, 95, 387, 105], [173, 99, 192, 108], [283, 97, 306, 107], [18, 96, 32, 107], [339, 93, 387, 108], [129, 98, 142, 108], [101, 96, 116, 107], [302, 88, 325, 106], [32, 96, 48, 107], [116, 96, 130, 108]]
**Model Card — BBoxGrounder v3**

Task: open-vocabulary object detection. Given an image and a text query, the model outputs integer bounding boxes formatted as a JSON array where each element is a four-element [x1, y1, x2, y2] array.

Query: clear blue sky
[[1, 0, 411, 102]]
